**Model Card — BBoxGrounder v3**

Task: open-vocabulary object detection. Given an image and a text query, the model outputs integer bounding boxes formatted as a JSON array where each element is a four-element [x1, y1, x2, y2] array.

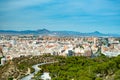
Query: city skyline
[[0, 0, 120, 34]]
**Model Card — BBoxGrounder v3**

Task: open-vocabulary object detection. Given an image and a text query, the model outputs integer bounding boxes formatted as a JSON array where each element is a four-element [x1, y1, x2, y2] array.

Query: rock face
[[0, 56, 57, 80], [1, 61, 16, 79], [0, 61, 28, 80]]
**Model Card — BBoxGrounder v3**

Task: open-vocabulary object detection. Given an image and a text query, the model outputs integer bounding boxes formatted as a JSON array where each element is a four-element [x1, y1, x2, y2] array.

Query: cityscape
[[0, 32, 120, 58], [0, 0, 120, 80], [0, 33, 120, 79]]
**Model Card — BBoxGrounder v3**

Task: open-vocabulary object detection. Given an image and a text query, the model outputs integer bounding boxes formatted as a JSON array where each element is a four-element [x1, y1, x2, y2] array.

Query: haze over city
[[0, 0, 120, 34]]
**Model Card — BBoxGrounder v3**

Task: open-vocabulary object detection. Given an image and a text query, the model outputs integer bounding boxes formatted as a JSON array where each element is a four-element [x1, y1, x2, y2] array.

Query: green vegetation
[[0, 55, 120, 80], [0, 55, 57, 79], [39, 55, 120, 80], [0, 57, 2, 64], [8, 77, 13, 80], [33, 70, 43, 80]]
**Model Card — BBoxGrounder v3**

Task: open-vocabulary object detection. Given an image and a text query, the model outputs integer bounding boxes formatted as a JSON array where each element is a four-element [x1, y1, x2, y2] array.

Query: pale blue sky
[[0, 0, 120, 34]]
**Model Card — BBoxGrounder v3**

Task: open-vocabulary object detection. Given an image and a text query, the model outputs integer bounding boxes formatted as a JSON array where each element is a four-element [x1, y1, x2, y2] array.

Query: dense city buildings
[[0, 35, 120, 62], [0, 35, 120, 80]]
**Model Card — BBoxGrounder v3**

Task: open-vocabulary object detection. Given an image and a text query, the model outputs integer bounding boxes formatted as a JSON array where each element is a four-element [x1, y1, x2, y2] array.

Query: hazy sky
[[0, 0, 120, 33]]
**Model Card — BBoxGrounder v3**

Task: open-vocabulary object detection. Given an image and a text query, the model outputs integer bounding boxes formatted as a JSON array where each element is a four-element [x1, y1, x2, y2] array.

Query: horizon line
[[0, 28, 119, 35]]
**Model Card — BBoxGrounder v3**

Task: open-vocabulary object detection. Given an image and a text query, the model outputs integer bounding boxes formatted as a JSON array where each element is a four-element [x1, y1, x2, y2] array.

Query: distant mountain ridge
[[0, 29, 119, 37]]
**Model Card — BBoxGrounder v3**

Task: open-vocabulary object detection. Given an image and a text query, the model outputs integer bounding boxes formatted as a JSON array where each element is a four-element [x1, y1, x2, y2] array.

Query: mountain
[[37, 29, 50, 34], [0, 29, 50, 35], [0, 29, 119, 37]]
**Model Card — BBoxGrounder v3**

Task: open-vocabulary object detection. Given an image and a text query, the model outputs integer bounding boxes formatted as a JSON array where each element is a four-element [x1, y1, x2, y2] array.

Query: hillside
[[0, 29, 120, 37]]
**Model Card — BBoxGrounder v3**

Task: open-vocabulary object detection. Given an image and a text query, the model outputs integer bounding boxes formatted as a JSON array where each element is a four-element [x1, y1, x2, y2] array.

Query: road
[[21, 62, 57, 80]]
